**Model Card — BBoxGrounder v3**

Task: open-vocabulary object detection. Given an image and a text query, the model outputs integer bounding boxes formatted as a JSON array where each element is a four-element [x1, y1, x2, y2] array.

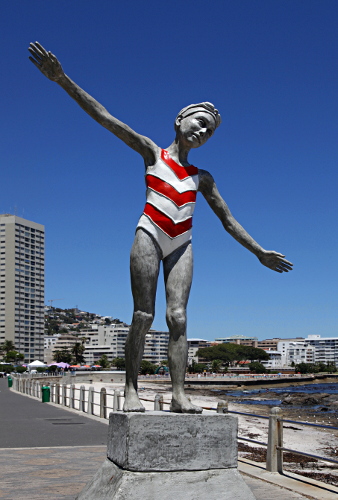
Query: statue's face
[[176, 111, 216, 148]]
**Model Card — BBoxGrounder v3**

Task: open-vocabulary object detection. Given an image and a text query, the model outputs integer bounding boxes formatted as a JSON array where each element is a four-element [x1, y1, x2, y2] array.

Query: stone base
[[77, 458, 256, 500], [77, 412, 256, 500]]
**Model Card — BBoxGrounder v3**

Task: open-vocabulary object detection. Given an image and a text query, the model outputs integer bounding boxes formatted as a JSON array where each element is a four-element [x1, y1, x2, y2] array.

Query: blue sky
[[2, 1, 337, 340]]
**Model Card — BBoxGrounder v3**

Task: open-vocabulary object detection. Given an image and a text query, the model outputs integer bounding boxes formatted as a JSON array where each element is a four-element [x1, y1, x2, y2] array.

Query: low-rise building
[[187, 338, 211, 364], [215, 335, 258, 347], [261, 350, 283, 370], [83, 324, 169, 366]]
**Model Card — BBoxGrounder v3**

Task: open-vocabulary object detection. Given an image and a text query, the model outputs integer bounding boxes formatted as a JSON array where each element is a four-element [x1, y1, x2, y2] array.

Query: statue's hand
[[28, 42, 64, 82], [258, 250, 293, 273]]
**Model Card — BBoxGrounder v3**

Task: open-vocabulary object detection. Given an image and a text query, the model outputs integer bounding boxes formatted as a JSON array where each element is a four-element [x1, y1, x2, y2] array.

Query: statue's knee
[[133, 310, 154, 328], [166, 307, 186, 331]]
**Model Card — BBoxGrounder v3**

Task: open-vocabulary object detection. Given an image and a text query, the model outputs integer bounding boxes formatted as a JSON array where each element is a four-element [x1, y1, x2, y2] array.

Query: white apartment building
[[0, 214, 45, 363], [277, 340, 315, 367], [187, 338, 211, 364], [261, 350, 283, 370], [305, 335, 338, 366], [84, 324, 169, 366]]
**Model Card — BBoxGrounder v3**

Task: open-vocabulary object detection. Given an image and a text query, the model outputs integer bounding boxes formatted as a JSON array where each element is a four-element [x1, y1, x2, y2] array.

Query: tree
[[0, 340, 15, 355], [0, 364, 14, 374], [112, 357, 126, 370], [295, 362, 312, 374], [4, 351, 24, 364], [187, 360, 208, 373], [211, 359, 222, 373], [140, 360, 157, 375], [15, 366, 27, 373], [36, 366, 47, 373], [104, 318, 112, 325], [197, 343, 269, 366], [326, 362, 337, 373], [98, 354, 110, 369], [71, 340, 85, 364], [53, 349, 72, 363], [248, 362, 267, 373]]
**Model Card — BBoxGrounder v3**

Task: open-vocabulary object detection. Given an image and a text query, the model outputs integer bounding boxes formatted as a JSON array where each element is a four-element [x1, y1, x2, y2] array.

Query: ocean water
[[216, 382, 338, 409], [224, 382, 338, 398]]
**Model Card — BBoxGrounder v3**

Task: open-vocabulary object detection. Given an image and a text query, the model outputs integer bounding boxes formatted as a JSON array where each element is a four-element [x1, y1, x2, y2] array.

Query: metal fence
[[11, 375, 338, 475]]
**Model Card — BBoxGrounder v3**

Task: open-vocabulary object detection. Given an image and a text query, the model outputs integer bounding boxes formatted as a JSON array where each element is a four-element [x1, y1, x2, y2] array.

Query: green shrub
[[15, 366, 27, 373]]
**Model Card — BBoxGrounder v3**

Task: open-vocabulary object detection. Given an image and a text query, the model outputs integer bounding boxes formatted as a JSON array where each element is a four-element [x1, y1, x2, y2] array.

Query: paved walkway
[[1, 379, 337, 499], [0, 379, 108, 448]]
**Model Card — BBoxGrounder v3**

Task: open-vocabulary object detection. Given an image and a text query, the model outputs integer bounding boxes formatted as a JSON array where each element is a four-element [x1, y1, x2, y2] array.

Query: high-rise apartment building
[[0, 214, 45, 363]]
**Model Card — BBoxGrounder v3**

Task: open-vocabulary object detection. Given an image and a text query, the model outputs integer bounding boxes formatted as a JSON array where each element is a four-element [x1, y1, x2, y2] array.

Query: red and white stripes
[[136, 149, 199, 257]]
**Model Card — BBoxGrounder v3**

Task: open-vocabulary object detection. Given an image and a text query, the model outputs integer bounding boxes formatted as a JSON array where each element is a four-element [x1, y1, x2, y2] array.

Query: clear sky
[[2, 1, 337, 340]]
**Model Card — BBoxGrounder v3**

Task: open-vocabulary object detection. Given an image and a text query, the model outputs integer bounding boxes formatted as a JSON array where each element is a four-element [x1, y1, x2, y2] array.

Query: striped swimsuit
[[136, 149, 199, 258]]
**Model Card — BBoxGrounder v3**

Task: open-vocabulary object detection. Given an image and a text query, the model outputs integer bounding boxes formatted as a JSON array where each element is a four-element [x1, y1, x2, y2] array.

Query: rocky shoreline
[[184, 385, 338, 425], [182, 385, 338, 487]]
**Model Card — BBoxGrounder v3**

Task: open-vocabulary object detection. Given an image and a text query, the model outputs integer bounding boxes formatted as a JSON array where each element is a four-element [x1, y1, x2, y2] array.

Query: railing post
[[70, 384, 75, 409], [88, 386, 95, 415], [62, 384, 67, 406], [50, 383, 55, 402], [217, 400, 228, 414], [100, 387, 107, 419], [119, 391, 124, 410], [154, 394, 163, 411], [55, 383, 60, 404], [80, 385, 86, 412], [266, 407, 283, 473], [113, 390, 121, 411]]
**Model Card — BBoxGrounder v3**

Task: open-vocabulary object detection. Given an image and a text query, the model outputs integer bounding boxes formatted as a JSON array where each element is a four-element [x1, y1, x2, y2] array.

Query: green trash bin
[[42, 385, 50, 403], [7, 377, 12, 388]]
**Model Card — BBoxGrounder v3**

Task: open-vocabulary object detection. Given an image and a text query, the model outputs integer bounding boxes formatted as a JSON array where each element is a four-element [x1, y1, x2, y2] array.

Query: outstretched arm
[[198, 170, 293, 273], [28, 42, 157, 164]]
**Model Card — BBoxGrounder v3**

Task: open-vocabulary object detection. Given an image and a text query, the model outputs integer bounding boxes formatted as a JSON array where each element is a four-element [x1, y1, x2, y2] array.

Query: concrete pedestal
[[77, 412, 256, 500]]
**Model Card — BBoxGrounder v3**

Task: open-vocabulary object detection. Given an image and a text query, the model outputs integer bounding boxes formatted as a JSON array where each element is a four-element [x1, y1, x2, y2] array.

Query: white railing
[[10, 375, 338, 476]]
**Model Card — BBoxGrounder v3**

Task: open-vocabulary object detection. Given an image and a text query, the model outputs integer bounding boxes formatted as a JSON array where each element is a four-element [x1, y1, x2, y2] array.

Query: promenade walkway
[[0, 379, 336, 499]]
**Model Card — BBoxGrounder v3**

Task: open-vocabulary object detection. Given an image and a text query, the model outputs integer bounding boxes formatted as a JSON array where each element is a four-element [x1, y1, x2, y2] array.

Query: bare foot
[[170, 394, 203, 414], [123, 391, 145, 412]]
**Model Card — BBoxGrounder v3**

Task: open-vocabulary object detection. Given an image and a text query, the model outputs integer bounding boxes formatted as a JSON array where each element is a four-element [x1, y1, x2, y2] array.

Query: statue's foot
[[170, 395, 203, 414], [123, 393, 145, 412]]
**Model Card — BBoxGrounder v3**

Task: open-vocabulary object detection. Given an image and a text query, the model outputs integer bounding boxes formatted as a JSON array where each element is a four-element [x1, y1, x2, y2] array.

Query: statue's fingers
[[34, 41, 49, 56], [28, 47, 42, 61], [276, 263, 291, 272], [49, 52, 57, 62], [28, 56, 42, 69], [278, 261, 291, 270], [29, 44, 45, 61], [280, 258, 293, 267]]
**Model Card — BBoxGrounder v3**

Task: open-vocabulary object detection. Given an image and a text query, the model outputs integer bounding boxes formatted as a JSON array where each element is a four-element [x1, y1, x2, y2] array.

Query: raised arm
[[198, 170, 293, 273], [28, 42, 157, 164]]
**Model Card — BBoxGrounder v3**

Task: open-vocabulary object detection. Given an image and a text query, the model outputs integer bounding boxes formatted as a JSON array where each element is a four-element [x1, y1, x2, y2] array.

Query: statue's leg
[[123, 229, 161, 412], [163, 243, 202, 414]]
